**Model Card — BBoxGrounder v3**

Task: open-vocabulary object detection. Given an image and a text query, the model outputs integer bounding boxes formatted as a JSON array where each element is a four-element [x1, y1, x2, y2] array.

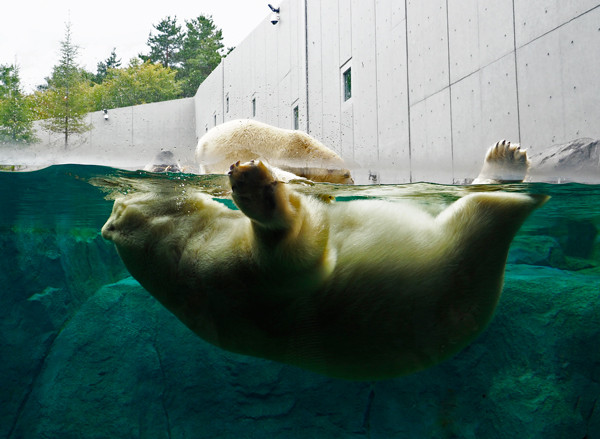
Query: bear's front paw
[[228, 160, 276, 194], [473, 140, 530, 184], [486, 140, 528, 167], [229, 160, 288, 226]]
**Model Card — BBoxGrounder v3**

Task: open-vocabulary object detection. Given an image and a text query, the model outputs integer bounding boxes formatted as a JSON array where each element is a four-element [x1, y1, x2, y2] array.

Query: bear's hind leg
[[472, 140, 530, 184]]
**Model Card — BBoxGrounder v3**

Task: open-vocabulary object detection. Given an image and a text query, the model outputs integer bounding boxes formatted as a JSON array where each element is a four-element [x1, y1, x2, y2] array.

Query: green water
[[1, 165, 599, 438]]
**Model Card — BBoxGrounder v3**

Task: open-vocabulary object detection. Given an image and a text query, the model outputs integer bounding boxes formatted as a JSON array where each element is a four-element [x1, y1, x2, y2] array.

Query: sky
[[0, 0, 273, 92]]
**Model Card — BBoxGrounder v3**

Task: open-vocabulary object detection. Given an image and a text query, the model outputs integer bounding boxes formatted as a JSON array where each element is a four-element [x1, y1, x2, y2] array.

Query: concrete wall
[[25, 98, 197, 170], [195, 0, 309, 137], [195, 0, 600, 184]]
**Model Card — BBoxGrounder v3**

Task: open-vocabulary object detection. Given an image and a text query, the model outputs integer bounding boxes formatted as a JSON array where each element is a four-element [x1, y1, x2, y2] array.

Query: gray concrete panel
[[90, 107, 133, 153], [307, 0, 324, 140], [375, 0, 410, 182], [514, 0, 600, 47], [559, 7, 600, 142], [351, 0, 379, 167], [451, 54, 520, 181], [277, 4, 292, 83], [195, 63, 223, 134], [320, 0, 343, 153], [447, 0, 479, 82], [250, 24, 266, 121], [477, 0, 516, 68], [264, 22, 281, 125], [409, 89, 453, 183], [288, 0, 301, 118], [406, 0, 449, 104], [132, 98, 197, 164], [223, 68, 238, 122], [517, 7, 600, 150], [340, 96, 354, 162], [448, 0, 514, 83], [391, 0, 405, 27], [276, 1, 293, 128], [339, 0, 353, 64], [517, 30, 566, 148]]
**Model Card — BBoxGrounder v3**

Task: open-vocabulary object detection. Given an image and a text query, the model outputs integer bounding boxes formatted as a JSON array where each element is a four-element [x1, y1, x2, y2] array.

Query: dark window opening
[[293, 105, 299, 130], [343, 67, 352, 101]]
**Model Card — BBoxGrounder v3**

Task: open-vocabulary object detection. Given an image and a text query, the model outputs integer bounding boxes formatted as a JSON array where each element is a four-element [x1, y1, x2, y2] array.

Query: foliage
[[139, 16, 184, 69], [10, 14, 229, 126], [39, 22, 91, 148], [0, 64, 37, 144], [177, 15, 225, 97], [88, 59, 182, 110], [94, 48, 122, 84], [139, 14, 226, 97]]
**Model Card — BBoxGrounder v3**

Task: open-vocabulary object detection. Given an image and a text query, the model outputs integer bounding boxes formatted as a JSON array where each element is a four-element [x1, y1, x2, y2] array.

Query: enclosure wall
[[195, 0, 600, 183], [28, 98, 197, 170]]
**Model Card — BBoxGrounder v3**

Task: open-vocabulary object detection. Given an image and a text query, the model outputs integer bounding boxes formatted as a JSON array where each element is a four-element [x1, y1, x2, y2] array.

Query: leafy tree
[[0, 64, 37, 144], [139, 16, 184, 69], [88, 59, 182, 110], [94, 48, 122, 84], [177, 15, 225, 97], [40, 22, 91, 148]]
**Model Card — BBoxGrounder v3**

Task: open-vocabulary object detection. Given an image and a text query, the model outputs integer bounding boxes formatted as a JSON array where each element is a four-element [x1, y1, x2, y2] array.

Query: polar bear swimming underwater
[[102, 141, 547, 380]]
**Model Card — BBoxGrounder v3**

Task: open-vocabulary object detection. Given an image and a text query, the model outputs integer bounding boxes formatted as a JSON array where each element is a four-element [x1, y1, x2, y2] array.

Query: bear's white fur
[[102, 142, 547, 380], [196, 119, 353, 184]]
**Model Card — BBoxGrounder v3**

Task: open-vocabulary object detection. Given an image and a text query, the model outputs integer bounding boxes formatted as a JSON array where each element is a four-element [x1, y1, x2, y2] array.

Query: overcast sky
[[0, 0, 272, 92]]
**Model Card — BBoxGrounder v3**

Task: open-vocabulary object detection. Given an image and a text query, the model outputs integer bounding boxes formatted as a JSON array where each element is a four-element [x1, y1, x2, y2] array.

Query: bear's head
[[102, 190, 231, 294]]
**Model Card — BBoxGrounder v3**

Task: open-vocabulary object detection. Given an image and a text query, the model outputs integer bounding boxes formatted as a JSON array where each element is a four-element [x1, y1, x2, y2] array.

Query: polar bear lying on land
[[102, 140, 546, 380], [196, 119, 353, 184]]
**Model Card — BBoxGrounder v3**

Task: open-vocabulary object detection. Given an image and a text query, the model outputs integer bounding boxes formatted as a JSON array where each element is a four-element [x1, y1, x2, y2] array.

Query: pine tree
[[41, 22, 91, 149], [94, 48, 122, 84], [0, 64, 37, 144], [177, 15, 225, 97], [139, 16, 184, 69]]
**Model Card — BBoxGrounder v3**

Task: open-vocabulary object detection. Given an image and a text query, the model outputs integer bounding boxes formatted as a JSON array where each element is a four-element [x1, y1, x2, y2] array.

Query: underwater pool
[[1, 164, 599, 438]]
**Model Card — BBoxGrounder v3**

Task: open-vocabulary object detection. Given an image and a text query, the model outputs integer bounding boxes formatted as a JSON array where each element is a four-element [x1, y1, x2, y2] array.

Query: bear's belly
[[170, 254, 504, 381]]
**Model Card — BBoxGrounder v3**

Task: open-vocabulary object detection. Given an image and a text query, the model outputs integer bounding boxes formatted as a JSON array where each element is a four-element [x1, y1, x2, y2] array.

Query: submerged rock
[[3, 265, 599, 438], [0, 228, 127, 439]]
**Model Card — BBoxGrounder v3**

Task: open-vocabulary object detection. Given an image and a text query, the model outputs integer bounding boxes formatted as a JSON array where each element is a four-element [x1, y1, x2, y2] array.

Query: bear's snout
[[101, 219, 116, 240]]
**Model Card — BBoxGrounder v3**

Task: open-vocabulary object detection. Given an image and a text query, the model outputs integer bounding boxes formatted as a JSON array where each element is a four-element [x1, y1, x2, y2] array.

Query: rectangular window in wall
[[343, 67, 352, 101], [293, 105, 299, 130], [213, 113, 217, 127], [252, 97, 257, 117], [226, 94, 229, 113]]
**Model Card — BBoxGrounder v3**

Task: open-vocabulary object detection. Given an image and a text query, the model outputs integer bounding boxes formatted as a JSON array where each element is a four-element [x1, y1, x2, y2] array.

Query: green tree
[[88, 59, 182, 110], [177, 15, 225, 97], [94, 48, 122, 84], [139, 16, 184, 69], [0, 64, 37, 144], [41, 22, 91, 148]]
